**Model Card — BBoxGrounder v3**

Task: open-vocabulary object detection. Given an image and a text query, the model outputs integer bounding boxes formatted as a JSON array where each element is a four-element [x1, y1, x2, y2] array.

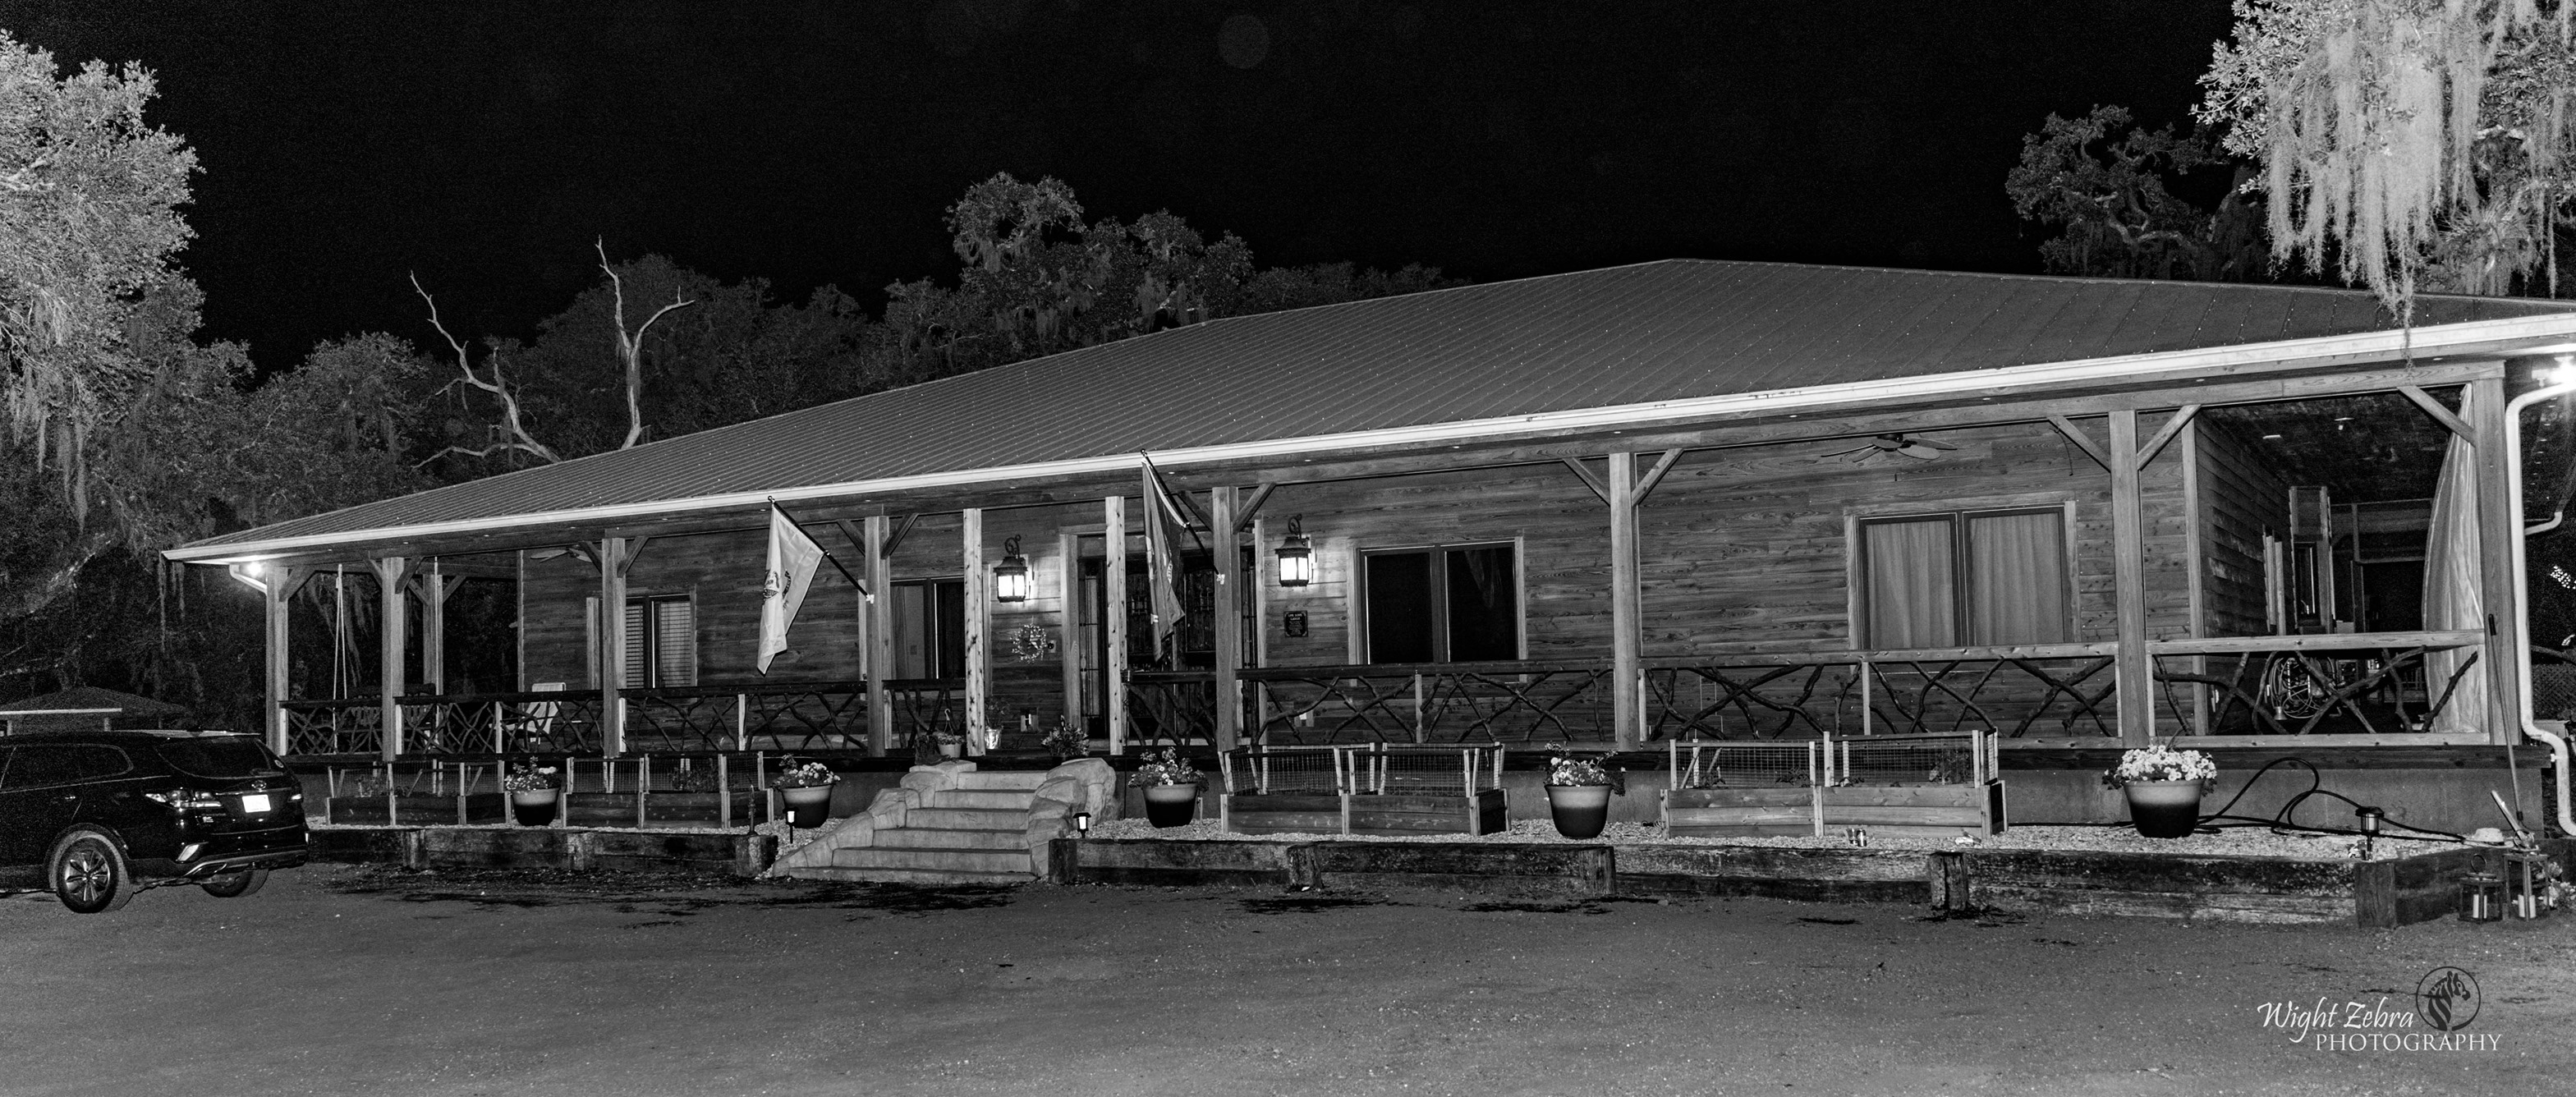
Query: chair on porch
[[503, 682, 571, 753]]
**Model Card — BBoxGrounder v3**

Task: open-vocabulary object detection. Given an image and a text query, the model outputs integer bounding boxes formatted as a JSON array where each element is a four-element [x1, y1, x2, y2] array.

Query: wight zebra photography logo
[[2253, 967, 2498, 1053]]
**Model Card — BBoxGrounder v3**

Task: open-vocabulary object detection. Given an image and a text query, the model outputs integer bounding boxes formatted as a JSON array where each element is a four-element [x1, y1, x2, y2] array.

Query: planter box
[[1223, 792, 1345, 835], [1615, 843, 1944, 904], [1819, 782, 2004, 837], [1663, 787, 1820, 838], [1348, 789, 1507, 837], [325, 793, 503, 825]]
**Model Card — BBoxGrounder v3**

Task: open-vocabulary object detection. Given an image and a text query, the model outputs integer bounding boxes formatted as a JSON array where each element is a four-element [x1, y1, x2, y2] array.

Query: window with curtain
[[588, 594, 698, 687], [892, 577, 967, 679], [1859, 508, 2069, 649], [1362, 543, 1519, 663]]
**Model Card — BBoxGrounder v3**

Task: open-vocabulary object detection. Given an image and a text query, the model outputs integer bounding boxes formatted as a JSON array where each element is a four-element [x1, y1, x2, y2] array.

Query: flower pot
[[780, 784, 833, 828], [1142, 784, 1199, 828], [509, 789, 558, 827], [939, 743, 962, 759], [2124, 780, 2204, 838], [1546, 784, 1612, 839]]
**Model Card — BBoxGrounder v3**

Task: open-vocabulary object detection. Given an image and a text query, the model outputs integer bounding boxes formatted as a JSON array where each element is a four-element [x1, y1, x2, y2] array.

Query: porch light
[[1074, 810, 1091, 835], [994, 537, 1031, 603], [1275, 516, 1313, 587], [227, 561, 269, 593]]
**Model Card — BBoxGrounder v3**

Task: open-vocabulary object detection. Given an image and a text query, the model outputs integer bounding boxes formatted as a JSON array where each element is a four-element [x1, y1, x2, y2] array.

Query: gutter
[[164, 310, 2576, 565], [2507, 362, 2576, 839]]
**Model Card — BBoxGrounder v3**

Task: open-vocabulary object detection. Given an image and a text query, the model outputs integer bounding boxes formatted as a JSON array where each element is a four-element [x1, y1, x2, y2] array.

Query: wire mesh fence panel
[[1219, 746, 1348, 796], [1671, 741, 1820, 789], [1354, 744, 1503, 796], [1833, 732, 1988, 787]]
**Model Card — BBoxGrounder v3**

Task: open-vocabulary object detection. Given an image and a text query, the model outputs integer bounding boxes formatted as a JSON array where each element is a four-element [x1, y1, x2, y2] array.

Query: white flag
[[756, 507, 824, 673]]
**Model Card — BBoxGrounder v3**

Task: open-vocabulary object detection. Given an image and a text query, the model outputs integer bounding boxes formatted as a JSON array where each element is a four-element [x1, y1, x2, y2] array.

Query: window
[[892, 578, 966, 679], [1362, 543, 1519, 663], [1859, 508, 2069, 649], [588, 594, 697, 687]]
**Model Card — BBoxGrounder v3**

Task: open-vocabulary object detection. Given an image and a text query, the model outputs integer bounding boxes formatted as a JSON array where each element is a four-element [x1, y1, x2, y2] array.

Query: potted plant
[[1131, 746, 1202, 827], [1543, 744, 1616, 839], [770, 761, 838, 828], [935, 731, 967, 759], [1041, 719, 1089, 760], [2103, 745, 2216, 838], [500, 759, 561, 826]]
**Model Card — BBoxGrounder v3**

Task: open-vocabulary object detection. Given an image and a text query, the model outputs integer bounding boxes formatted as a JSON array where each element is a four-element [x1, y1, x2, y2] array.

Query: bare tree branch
[[409, 272, 562, 466], [597, 239, 696, 451]]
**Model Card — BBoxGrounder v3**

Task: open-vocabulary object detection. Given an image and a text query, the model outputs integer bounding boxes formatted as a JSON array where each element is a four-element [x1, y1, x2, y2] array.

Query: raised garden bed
[[309, 824, 773, 876]]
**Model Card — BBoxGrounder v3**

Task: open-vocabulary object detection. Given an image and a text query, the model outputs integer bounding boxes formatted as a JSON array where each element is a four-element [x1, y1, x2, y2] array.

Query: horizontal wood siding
[[2195, 418, 2290, 638]]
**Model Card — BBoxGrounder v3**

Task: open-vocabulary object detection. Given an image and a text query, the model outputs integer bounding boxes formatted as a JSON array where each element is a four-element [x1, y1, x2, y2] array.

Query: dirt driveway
[[2, 864, 2569, 1096]]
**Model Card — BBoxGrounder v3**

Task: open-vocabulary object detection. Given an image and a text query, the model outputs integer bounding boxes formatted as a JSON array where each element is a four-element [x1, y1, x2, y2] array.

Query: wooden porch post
[[865, 514, 893, 755], [2107, 411, 2153, 743], [370, 556, 408, 761], [963, 507, 988, 755], [1609, 452, 1642, 750], [598, 536, 627, 757], [1058, 527, 1082, 750], [1212, 486, 1242, 750], [2470, 375, 2526, 741], [419, 569, 460, 695], [263, 569, 293, 756], [1105, 495, 1129, 755]]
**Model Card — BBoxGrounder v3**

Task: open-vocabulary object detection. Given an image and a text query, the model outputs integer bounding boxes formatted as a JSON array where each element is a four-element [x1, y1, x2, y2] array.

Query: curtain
[[1865, 517, 1956, 648], [2422, 388, 2486, 734], [1965, 511, 2069, 645], [653, 599, 697, 687]]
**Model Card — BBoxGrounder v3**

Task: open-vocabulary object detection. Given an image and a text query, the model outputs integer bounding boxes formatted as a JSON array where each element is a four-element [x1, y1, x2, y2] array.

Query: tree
[[0, 32, 196, 519], [2198, 0, 2576, 316], [2007, 105, 2272, 281]]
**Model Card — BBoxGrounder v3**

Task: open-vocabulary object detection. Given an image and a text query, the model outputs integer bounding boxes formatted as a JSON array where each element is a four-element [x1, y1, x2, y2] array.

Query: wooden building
[[168, 261, 2576, 833]]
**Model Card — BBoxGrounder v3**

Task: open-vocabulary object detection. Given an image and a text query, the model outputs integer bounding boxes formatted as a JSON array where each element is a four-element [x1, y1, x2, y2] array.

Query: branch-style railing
[[1128, 669, 1219, 744], [1646, 643, 2122, 741], [1245, 660, 1615, 746], [285, 678, 964, 757], [2147, 630, 2484, 736]]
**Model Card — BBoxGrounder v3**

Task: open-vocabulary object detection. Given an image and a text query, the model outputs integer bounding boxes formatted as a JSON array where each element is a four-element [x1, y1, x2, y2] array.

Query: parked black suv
[[0, 729, 308, 913]]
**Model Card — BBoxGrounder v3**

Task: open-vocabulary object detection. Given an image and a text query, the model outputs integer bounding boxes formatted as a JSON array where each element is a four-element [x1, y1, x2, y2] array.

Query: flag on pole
[[756, 507, 825, 674], [1141, 461, 1192, 665]]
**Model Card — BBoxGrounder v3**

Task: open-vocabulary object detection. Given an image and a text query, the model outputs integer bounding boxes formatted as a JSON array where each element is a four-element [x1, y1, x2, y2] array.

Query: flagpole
[[768, 499, 870, 597]]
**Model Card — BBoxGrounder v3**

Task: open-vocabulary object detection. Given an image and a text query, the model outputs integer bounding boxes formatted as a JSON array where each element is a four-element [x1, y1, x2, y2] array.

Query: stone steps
[[833, 845, 1035, 874], [905, 806, 1030, 830], [787, 865, 1035, 885], [930, 788, 1038, 810], [951, 770, 1049, 791], [766, 760, 1117, 886], [875, 827, 1024, 850]]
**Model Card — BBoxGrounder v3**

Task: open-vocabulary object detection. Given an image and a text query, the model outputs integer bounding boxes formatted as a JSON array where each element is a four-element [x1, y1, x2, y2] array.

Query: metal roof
[[180, 259, 2576, 556]]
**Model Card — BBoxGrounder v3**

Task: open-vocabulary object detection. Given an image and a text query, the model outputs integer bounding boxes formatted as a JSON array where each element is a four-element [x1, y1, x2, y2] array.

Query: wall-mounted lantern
[[994, 536, 1031, 603], [1274, 516, 1312, 587]]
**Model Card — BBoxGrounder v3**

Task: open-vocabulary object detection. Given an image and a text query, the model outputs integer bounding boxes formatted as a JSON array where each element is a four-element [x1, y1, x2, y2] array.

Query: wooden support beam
[[2133, 405, 2200, 469], [616, 536, 653, 579], [263, 569, 294, 755], [2398, 384, 2475, 440], [2047, 415, 2110, 470], [417, 571, 461, 695], [863, 514, 893, 755], [2469, 378, 2524, 744], [1233, 482, 1277, 533], [1608, 452, 1642, 750], [2106, 413, 2151, 744], [880, 512, 921, 560], [1560, 457, 1611, 505], [1059, 526, 1083, 750], [1632, 448, 1685, 504], [1104, 495, 1129, 755], [370, 556, 408, 761], [1212, 487, 1242, 750], [963, 507, 988, 755], [597, 536, 628, 757]]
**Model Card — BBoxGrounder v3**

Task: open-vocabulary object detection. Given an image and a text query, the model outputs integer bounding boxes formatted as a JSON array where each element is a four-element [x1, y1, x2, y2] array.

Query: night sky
[[10, 1, 2238, 372]]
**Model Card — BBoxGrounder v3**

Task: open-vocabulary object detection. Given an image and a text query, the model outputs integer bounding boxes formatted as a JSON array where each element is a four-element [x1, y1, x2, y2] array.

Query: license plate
[[240, 794, 272, 814]]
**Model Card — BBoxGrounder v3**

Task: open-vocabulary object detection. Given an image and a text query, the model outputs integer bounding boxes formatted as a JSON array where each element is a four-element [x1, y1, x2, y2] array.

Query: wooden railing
[[1244, 660, 1615, 746], [2147, 630, 2483, 736], [1646, 643, 2122, 741], [286, 678, 965, 758], [1128, 669, 1219, 744]]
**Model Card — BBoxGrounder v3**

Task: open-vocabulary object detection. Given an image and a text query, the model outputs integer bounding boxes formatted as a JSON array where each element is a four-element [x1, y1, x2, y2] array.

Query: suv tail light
[[144, 789, 225, 811]]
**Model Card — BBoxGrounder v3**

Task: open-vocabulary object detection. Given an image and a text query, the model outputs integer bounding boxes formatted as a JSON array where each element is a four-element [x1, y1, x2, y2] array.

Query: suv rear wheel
[[48, 829, 135, 914], [200, 867, 269, 898]]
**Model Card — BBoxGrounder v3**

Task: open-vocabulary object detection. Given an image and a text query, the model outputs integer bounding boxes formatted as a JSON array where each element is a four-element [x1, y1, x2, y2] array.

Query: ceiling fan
[[1828, 434, 1958, 462]]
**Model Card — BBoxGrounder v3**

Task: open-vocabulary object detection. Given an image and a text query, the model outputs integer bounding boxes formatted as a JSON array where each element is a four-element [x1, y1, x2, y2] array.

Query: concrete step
[[874, 826, 1025, 851], [930, 788, 1037, 810], [834, 845, 1034, 874], [906, 806, 1030, 830], [781, 865, 1034, 885], [953, 770, 1050, 792]]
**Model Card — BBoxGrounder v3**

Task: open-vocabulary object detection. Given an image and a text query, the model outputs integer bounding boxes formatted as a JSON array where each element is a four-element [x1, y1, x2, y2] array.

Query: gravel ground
[[2, 863, 2568, 1096], [1090, 818, 2485, 861]]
